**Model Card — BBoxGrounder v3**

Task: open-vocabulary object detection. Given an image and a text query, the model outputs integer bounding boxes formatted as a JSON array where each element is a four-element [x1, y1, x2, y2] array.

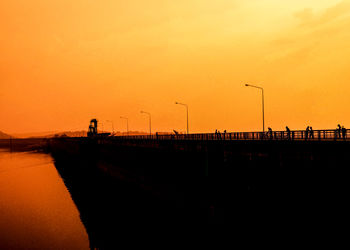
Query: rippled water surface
[[0, 150, 89, 249]]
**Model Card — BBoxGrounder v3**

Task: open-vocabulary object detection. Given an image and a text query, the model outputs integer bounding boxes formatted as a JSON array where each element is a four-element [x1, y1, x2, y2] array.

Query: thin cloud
[[268, 0, 350, 65], [295, 0, 350, 27]]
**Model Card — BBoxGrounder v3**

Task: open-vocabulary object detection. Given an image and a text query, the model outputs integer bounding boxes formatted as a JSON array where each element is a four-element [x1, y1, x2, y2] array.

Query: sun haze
[[1, 0, 349, 134]]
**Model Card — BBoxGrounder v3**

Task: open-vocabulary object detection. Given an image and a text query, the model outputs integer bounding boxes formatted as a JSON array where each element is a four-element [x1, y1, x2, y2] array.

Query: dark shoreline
[[0, 138, 49, 153]]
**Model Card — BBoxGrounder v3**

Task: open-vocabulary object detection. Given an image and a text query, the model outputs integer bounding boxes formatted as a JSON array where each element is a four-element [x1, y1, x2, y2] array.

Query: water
[[0, 150, 89, 249]]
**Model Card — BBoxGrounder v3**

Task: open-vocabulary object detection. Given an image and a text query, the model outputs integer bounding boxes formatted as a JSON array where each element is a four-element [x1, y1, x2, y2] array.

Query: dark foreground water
[[0, 150, 89, 249]]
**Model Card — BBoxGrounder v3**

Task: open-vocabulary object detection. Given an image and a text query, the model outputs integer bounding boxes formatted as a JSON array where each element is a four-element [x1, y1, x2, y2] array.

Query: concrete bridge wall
[[47, 137, 350, 236]]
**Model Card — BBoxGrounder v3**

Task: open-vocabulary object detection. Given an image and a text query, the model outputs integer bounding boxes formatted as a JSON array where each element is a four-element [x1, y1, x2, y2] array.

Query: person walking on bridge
[[337, 124, 342, 139], [310, 127, 314, 139], [218, 130, 222, 140], [286, 126, 291, 140], [305, 126, 310, 140], [268, 127, 273, 140], [342, 126, 347, 139]]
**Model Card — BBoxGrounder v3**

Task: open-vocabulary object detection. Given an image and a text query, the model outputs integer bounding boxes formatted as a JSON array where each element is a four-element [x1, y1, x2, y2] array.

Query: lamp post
[[106, 120, 114, 135], [100, 122, 104, 133], [175, 102, 189, 134], [120, 116, 129, 135], [245, 84, 265, 133], [140, 111, 151, 135]]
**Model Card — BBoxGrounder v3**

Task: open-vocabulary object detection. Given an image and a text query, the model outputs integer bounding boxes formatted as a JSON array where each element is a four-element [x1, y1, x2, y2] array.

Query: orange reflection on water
[[0, 150, 89, 249]]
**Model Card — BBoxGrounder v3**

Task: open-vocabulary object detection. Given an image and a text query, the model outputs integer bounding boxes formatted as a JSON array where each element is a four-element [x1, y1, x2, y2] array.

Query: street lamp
[[245, 84, 265, 133], [120, 116, 129, 135], [100, 122, 104, 133], [175, 102, 189, 134], [140, 111, 151, 135], [106, 120, 114, 135]]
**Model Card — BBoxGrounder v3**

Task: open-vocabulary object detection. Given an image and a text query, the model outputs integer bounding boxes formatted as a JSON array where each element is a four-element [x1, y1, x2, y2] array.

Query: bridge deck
[[108, 129, 349, 141]]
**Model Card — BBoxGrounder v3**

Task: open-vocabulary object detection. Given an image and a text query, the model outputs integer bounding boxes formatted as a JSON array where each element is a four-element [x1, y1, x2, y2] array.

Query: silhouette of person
[[268, 127, 273, 139], [305, 126, 310, 140], [310, 127, 314, 139], [337, 124, 342, 138], [342, 126, 347, 139], [286, 126, 291, 140]]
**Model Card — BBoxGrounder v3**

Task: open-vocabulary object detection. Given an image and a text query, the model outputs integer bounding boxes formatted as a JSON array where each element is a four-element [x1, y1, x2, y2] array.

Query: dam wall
[[48, 137, 350, 233]]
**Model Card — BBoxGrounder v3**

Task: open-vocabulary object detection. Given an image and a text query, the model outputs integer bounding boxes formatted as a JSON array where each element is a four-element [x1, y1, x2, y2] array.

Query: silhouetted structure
[[88, 119, 98, 137], [87, 119, 111, 138], [81, 119, 350, 141], [47, 129, 350, 241]]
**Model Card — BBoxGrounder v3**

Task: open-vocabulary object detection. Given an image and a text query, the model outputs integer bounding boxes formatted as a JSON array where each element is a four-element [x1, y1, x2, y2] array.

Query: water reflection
[[0, 150, 89, 249]]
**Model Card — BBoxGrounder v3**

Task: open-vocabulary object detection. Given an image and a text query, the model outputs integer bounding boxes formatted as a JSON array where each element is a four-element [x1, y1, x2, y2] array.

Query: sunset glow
[[1, 0, 350, 134]]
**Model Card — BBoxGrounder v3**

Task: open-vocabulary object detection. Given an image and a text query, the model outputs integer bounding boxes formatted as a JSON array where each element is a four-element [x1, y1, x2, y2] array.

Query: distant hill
[[10, 131, 87, 138], [28, 131, 87, 138], [12, 131, 58, 138], [0, 131, 12, 139]]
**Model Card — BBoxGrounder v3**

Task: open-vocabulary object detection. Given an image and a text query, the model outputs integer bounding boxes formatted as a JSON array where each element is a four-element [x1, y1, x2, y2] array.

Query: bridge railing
[[109, 129, 350, 141]]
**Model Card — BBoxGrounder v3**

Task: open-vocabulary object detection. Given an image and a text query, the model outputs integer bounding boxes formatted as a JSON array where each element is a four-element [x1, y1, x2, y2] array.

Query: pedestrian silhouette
[[310, 126, 314, 139], [286, 126, 291, 140], [342, 126, 347, 139], [337, 124, 342, 138], [268, 127, 273, 139], [305, 126, 310, 140]]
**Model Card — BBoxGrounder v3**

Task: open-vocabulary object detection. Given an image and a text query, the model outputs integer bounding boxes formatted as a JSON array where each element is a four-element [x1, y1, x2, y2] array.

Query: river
[[0, 149, 89, 249]]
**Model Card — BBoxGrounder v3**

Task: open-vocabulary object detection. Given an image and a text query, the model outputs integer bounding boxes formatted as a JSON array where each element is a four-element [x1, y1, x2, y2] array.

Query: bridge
[[111, 128, 349, 141], [48, 128, 350, 228]]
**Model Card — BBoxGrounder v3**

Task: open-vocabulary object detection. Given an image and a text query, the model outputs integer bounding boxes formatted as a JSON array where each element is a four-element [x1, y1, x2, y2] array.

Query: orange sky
[[1, 0, 350, 134]]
